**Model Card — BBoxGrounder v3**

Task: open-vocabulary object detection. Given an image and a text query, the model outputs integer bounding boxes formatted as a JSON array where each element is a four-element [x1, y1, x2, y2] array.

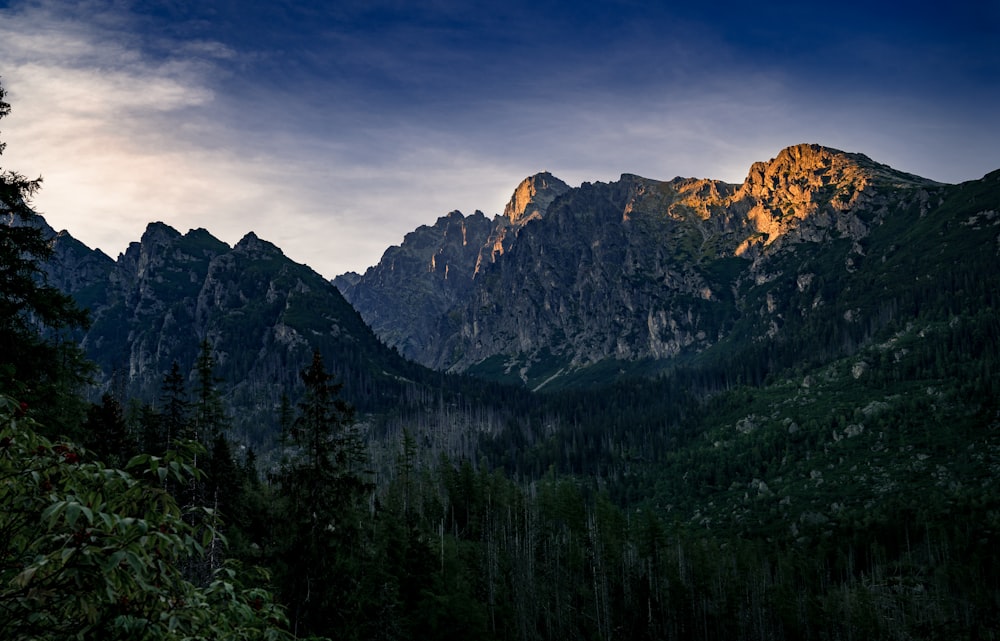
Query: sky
[[0, 0, 997, 278]]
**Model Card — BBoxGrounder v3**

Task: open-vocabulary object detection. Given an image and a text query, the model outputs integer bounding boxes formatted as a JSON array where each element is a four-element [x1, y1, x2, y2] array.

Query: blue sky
[[1, 0, 997, 277]]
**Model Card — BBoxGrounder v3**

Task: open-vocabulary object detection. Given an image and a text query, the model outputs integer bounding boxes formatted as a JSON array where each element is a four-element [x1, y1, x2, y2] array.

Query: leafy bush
[[0, 394, 296, 641]]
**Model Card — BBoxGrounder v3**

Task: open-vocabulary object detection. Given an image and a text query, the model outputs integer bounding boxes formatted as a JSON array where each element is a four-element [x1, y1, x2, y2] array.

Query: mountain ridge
[[14, 142, 997, 409], [31, 219, 455, 446], [337, 143, 987, 388]]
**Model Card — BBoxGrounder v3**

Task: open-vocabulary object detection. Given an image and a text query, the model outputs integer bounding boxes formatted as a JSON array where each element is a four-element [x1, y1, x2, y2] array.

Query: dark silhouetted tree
[[0, 78, 90, 430], [160, 360, 190, 449], [273, 349, 373, 637], [82, 392, 131, 467], [194, 339, 227, 444]]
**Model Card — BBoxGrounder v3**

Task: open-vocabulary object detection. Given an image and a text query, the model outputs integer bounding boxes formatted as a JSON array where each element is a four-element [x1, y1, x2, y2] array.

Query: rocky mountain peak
[[389, 210, 491, 269], [728, 144, 938, 256], [502, 172, 571, 225], [741, 145, 851, 198], [0, 212, 114, 298], [437, 210, 487, 244], [118, 222, 180, 280], [234, 231, 283, 259], [139, 221, 182, 246], [471, 173, 572, 275], [336, 207, 495, 364], [0, 210, 57, 238], [332, 271, 361, 291], [739, 144, 935, 202]]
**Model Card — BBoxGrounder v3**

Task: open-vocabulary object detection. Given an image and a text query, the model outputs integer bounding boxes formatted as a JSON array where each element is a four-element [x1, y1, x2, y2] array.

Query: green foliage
[[0, 394, 294, 641]]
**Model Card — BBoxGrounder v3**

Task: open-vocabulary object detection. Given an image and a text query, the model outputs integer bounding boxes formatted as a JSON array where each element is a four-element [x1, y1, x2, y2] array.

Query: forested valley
[[3, 78, 1000, 640]]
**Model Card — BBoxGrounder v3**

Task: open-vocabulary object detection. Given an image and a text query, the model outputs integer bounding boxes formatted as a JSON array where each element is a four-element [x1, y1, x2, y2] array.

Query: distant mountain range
[[16, 142, 999, 442], [337, 143, 997, 389]]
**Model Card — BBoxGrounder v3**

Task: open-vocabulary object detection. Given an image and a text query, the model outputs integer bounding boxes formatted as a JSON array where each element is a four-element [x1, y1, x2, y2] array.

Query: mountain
[[20, 142, 999, 440], [33, 219, 509, 448], [338, 144, 995, 389], [334, 172, 570, 365], [1, 209, 116, 304], [333, 210, 495, 363]]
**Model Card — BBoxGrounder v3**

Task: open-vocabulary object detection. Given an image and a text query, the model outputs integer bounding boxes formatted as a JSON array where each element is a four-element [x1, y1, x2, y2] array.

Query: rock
[[335, 143, 946, 386]]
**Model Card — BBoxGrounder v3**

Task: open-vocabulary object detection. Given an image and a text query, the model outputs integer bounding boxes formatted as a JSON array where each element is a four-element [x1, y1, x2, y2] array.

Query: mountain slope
[[340, 144, 989, 389], [336, 172, 570, 365], [334, 210, 495, 363], [44, 222, 452, 444]]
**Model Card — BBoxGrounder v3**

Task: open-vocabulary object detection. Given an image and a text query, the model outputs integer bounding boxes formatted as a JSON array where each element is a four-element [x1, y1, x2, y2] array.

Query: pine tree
[[0, 78, 90, 430], [160, 361, 190, 448], [82, 392, 131, 467], [194, 339, 227, 443], [273, 349, 373, 638], [136, 401, 166, 456]]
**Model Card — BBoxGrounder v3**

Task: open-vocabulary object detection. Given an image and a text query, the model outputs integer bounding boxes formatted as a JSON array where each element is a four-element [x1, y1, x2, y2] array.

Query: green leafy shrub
[[0, 394, 296, 641]]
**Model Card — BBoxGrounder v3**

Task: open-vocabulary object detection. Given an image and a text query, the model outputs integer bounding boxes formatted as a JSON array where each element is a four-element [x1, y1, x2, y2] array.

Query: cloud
[[0, 9, 209, 230], [0, 4, 314, 266], [0, 1, 531, 276], [1, 0, 997, 279]]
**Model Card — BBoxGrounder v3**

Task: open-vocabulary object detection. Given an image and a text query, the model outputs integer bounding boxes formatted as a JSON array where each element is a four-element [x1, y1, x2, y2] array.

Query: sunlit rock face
[[504, 171, 569, 225], [731, 143, 930, 258], [434, 173, 738, 375], [474, 172, 571, 274], [335, 172, 572, 366], [339, 144, 944, 387]]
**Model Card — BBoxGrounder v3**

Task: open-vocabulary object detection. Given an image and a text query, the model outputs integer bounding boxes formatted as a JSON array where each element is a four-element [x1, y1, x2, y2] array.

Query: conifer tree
[[0, 78, 90, 429], [82, 392, 131, 467], [136, 401, 166, 456], [194, 339, 227, 443], [160, 361, 189, 448], [273, 349, 373, 637]]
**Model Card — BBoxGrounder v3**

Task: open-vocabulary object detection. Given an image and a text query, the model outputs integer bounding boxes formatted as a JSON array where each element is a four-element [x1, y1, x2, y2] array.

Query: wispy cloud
[[0, 0, 997, 278], [0, 1, 531, 275]]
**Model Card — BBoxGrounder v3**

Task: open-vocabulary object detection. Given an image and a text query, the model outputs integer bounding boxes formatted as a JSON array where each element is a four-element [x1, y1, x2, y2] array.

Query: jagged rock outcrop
[[336, 173, 572, 365], [436, 174, 742, 378], [0, 212, 115, 300], [335, 173, 573, 366], [731, 144, 936, 261], [42, 222, 423, 444], [474, 172, 571, 274], [335, 210, 494, 362], [48, 232, 115, 298], [340, 144, 955, 388]]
